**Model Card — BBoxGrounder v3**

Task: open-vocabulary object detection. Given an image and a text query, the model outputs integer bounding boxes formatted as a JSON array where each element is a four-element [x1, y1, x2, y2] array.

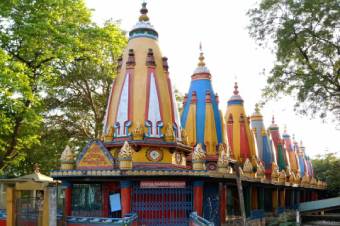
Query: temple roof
[[181, 47, 224, 163], [250, 104, 274, 173], [227, 82, 244, 105], [225, 83, 256, 164], [100, 3, 191, 169]]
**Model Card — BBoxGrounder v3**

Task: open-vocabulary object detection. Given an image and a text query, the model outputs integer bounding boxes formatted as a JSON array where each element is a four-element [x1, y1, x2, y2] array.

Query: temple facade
[[51, 3, 326, 226]]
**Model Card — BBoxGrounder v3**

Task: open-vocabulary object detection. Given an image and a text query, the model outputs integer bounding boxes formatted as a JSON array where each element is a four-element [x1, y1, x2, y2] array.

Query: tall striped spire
[[250, 104, 275, 177], [181, 45, 224, 170], [225, 83, 257, 165], [269, 116, 288, 171], [101, 2, 190, 169]]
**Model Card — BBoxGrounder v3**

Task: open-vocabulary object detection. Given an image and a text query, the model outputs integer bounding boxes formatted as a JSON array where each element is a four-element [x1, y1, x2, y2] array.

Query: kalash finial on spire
[[129, 1, 158, 39], [139, 1, 149, 22], [233, 82, 239, 95], [193, 42, 210, 75], [198, 42, 206, 67]]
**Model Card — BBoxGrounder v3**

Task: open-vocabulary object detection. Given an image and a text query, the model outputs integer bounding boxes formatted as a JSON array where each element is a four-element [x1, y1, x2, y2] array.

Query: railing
[[189, 212, 214, 226], [299, 196, 340, 213], [66, 213, 138, 226]]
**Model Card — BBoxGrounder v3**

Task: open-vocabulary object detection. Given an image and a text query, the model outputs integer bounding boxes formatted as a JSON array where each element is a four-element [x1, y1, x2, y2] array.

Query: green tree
[[0, 0, 127, 175], [248, 0, 340, 122], [312, 152, 340, 196], [43, 22, 126, 160], [0, 49, 41, 173], [0, 0, 92, 172]]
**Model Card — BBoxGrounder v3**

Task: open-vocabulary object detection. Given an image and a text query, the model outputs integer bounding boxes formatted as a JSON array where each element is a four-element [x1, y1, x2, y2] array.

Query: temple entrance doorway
[[132, 181, 193, 226]]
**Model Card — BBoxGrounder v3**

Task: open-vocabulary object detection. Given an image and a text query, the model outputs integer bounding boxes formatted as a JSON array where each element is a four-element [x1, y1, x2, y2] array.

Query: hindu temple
[[47, 3, 326, 226]]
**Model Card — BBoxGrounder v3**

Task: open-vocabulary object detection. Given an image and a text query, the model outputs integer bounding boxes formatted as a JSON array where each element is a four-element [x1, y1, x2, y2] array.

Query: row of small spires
[[59, 141, 326, 188], [118, 49, 169, 72]]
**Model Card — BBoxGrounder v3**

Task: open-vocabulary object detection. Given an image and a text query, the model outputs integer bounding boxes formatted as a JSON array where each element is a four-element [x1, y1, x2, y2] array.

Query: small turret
[[225, 83, 257, 165], [192, 144, 206, 170], [60, 145, 75, 170], [181, 45, 224, 170], [269, 116, 288, 171], [282, 127, 299, 175], [250, 104, 275, 179]]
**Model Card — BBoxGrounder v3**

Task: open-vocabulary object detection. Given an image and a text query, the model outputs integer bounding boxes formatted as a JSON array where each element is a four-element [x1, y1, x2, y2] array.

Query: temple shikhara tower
[[50, 3, 326, 226], [181, 47, 225, 170]]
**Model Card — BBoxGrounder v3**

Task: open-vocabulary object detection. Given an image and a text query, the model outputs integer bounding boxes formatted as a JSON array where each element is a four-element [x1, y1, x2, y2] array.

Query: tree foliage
[[0, 0, 127, 175], [248, 0, 340, 122], [312, 152, 340, 197]]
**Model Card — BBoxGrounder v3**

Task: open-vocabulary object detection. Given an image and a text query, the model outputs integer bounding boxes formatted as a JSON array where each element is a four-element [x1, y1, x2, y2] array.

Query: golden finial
[[198, 42, 206, 67], [139, 2, 149, 22]]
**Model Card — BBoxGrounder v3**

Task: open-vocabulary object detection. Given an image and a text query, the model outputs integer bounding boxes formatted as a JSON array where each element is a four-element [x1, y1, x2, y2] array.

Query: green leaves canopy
[[312, 152, 340, 196], [0, 0, 127, 175], [248, 0, 340, 122]]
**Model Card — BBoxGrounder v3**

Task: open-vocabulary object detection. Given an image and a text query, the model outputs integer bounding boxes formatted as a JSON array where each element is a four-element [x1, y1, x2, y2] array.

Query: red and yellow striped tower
[[225, 83, 257, 166]]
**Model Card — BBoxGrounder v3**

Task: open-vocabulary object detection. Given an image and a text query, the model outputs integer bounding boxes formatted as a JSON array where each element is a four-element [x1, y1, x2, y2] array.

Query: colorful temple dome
[[269, 116, 289, 171], [298, 141, 306, 177], [250, 104, 274, 177], [282, 127, 299, 174], [298, 141, 314, 178], [180, 47, 224, 169], [225, 83, 257, 165], [101, 3, 190, 168]]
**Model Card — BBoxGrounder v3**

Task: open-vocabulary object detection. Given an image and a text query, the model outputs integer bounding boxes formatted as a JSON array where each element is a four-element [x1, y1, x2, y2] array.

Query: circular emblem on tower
[[146, 149, 163, 162]]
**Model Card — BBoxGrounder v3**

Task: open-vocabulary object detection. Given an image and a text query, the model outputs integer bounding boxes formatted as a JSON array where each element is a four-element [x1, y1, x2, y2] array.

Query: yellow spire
[[139, 2, 149, 22], [198, 43, 206, 67]]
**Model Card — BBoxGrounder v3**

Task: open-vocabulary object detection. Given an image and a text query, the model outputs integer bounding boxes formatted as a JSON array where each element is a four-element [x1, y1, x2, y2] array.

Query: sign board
[[110, 193, 121, 212], [140, 181, 186, 188]]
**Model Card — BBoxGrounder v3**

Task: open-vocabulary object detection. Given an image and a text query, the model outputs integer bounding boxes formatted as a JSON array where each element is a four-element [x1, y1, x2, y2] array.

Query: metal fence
[[132, 183, 193, 226], [16, 197, 43, 226]]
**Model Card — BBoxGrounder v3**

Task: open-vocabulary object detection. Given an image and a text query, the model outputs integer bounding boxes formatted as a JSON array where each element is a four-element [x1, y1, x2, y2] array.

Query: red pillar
[[102, 183, 119, 217], [219, 183, 226, 223], [65, 185, 72, 216], [120, 181, 132, 216], [102, 184, 109, 217], [193, 181, 204, 216]]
